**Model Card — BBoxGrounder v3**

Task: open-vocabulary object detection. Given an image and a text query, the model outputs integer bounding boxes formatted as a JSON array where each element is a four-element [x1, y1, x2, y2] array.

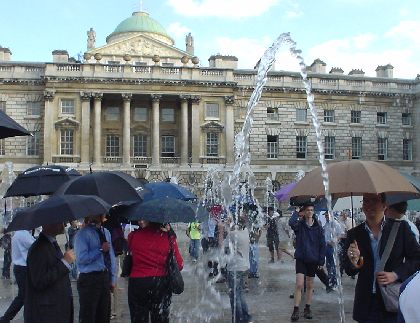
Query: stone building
[[0, 11, 419, 201]]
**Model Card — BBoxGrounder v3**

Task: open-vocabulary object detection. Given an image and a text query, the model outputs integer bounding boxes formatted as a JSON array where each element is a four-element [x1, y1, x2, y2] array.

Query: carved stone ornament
[[93, 92, 103, 100], [179, 94, 190, 101], [123, 54, 132, 62], [151, 94, 162, 102], [94, 53, 102, 61], [80, 91, 91, 101], [122, 93, 133, 101], [224, 96, 235, 105], [192, 56, 199, 65], [43, 90, 55, 101], [201, 121, 224, 133], [181, 56, 189, 64], [54, 117, 80, 130], [190, 96, 201, 104], [83, 52, 92, 61]]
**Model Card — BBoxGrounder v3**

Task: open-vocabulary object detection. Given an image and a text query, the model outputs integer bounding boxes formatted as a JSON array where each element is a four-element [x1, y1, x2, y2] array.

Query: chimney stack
[[375, 64, 393, 78], [0, 46, 12, 61], [310, 58, 326, 73], [52, 50, 69, 63]]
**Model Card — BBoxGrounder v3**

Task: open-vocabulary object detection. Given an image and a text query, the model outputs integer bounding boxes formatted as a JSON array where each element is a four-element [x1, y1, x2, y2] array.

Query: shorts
[[266, 235, 279, 252], [279, 240, 289, 249], [295, 259, 317, 277]]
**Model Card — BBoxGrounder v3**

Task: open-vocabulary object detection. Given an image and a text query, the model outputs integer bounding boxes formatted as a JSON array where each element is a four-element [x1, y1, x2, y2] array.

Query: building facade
[[1, 11, 420, 200]]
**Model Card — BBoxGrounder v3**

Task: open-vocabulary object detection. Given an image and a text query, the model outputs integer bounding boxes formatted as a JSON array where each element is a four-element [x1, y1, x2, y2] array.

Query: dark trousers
[[316, 266, 330, 288], [358, 294, 397, 323], [0, 265, 26, 321], [325, 244, 337, 287], [77, 271, 111, 323], [2, 247, 11, 278], [128, 276, 171, 323]]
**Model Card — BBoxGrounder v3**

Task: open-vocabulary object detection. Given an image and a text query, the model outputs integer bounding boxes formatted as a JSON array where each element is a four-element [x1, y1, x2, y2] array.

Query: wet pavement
[[0, 227, 357, 322]]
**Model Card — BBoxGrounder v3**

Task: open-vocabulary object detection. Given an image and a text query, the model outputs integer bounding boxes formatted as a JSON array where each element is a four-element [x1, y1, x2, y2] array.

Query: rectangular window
[[106, 135, 120, 157], [266, 107, 279, 121], [205, 103, 220, 118], [134, 107, 148, 122], [0, 139, 4, 155], [377, 112, 387, 124], [60, 129, 74, 155], [132, 134, 147, 157], [267, 135, 278, 158], [324, 110, 335, 122], [296, 136, 307, 159], [0, 101, 5, 112], [325, 136, 335, 160], [402, 113, 411, 126], [27, 101, 41, 116], [60, 99, 75, 115], [378, 138, 388, 160], [352, 137, 362, 159], [206, 132, 219, 157], [161, 135, 175, 157], [296, 108, 307, 122], [403, 139, 412, 161], [351, 110, 361, 123], [161, 108, 175, 122], [105, 107, 120, 121], [27, 132, 40, 156]]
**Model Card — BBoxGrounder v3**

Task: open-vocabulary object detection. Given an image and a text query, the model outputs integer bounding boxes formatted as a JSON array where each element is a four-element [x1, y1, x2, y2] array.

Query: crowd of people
[[1, 193, 420, 322]]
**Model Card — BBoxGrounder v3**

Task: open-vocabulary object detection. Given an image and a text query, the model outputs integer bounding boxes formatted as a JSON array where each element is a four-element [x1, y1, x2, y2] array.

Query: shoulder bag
[[166, 233, 184, 294], [378, 220, 401, 313], [121, 251, 132, 277]]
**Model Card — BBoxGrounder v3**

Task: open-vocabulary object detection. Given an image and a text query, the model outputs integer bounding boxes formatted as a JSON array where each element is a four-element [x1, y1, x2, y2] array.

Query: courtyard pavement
[[0, 226, 357, 322]]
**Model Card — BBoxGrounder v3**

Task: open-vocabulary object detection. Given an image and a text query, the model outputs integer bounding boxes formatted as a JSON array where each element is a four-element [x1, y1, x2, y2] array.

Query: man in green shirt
[[187, 222, 201, 262]]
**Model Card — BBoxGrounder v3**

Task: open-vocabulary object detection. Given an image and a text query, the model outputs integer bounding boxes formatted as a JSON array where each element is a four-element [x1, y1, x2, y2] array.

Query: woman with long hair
[[127, 221, 183, 323]]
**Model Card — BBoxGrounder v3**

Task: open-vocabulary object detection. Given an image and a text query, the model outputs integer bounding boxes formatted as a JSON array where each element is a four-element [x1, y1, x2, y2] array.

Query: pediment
[[88, 34, 191, 59], [54, 117, 80, 129], [201, 121, 224, 132]]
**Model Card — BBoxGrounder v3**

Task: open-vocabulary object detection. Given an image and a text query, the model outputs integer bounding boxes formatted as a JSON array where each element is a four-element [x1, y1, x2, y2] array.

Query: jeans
[[227, 271, 252, 323], [0, 265, 26, 321], [325, 244, 337, 287], [189, 239, 200, 260], [249, 243, 259, 275]]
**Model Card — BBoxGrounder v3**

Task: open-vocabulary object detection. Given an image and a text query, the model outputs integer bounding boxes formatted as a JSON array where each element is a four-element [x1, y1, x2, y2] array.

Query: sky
[[1, 0, 419, 79]]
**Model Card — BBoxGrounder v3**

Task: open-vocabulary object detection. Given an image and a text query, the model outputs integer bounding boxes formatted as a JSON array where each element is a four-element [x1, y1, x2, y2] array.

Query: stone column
[[180, 95, 189, 165], [122, 93, 132, 165], [43, 90, 55, 165], [93, 92, 103, 165], [151, 94, 162, 166], [80, 91, 91, 165], [190, 96, 201, 164], [225, 96, 235, 164]]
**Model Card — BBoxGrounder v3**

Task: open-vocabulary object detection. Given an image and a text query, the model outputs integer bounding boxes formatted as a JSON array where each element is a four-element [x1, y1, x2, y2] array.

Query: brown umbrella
[[290, 160, 420, 200]]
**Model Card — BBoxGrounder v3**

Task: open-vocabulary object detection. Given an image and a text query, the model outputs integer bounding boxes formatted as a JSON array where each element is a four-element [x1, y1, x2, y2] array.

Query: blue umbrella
[[5, 195, 110, 232], [143, 182, 196, 201], [113, 197, 196, 223]]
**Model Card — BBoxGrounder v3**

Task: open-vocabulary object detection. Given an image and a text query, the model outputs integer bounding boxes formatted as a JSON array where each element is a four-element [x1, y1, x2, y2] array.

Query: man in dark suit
[[344, 193, 420, 323], [24, 222, 75, 323]]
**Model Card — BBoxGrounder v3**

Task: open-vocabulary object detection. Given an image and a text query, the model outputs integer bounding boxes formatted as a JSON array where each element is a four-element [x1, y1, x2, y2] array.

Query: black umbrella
[[0, 109, 32, 139], [111, 197, 196, 223], [5, 195, 110, 232], [54, 171, 147, 205], [4, 165, 81, 197]]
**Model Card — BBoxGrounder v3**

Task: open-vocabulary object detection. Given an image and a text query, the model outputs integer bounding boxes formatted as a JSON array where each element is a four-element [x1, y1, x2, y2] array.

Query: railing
[[133, 66, 152, 74], [103, 156, 123, 163], [103, 64, 123, 73], [161, 67, 180, 75], [160, 157, 180, 165], [56, 64, 81, 72], [200, 157, 226, 164], [52, 155, 81, 163], [130, 156, 151, 165]]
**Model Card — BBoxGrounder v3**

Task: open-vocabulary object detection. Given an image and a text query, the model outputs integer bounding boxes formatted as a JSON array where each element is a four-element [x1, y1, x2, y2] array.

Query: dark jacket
[[289, 212, 326, 265], [343, 218, 420, 322], [24, 233, 72, 323]]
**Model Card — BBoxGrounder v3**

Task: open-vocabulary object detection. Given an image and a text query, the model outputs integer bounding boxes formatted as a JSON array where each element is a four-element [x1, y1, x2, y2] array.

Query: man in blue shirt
[[75, 214, 116, 323]]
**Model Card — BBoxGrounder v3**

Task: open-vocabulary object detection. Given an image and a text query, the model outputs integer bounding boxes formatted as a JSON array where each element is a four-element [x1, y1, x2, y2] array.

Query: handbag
[[378, 220, 401, 313], [166, 233, 184, 294], [121, 252, 132, 277]]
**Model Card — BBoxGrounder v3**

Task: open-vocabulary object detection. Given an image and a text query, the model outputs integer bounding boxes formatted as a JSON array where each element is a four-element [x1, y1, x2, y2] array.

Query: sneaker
[[326, 286, 333, 293], [289, 293, 294, 299], [290, 307, 299, 321], [304, 306, 313, 319]]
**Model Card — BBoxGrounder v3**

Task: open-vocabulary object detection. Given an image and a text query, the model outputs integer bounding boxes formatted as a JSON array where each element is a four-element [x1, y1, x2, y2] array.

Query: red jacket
[[128, 226, 184, 278]]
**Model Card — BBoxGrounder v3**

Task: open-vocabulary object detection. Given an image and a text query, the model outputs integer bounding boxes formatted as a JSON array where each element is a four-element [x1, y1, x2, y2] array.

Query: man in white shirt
[[385, 201, 419, 242], [0, 230, 35, 323]]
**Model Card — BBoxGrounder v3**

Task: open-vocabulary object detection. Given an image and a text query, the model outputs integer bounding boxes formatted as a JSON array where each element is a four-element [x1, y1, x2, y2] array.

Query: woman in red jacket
[[127, 221, 183, 323]]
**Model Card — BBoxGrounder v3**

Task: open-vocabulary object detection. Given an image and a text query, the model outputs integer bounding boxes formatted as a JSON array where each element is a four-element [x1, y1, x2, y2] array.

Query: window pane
[[352, 137, 362, 159], [296, 136, 307, 158], [402, 113, 411, 126], [267, 135, 278, 158], [27, 132, 40, 156], [377, 138, 388, 160], [161, 108, 175, 122], [296, 109, 307, 122], [161, 136, 175, 157], [206, 133, 219, 157], [403, 139, 412, 160], [324, 110, 335, 122], [61, 99, 75, 115], [106, 107, 120, 121], [325, 136, 335, 159], [267, 107, 279, 121], [351, 110, 361, 123], [0, 139, 4, 155], [133, 134, 147, 156], [205, 103, 219, 118], [106, 135, 120, 157], [377, 112, 387, 124], [27, 101, 41, 116], [134, 107, 148, 122], [60, 129, 74, 155]]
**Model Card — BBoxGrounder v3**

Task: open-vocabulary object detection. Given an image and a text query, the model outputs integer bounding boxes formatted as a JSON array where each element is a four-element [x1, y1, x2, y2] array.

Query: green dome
[[112, 12, 169, 38]]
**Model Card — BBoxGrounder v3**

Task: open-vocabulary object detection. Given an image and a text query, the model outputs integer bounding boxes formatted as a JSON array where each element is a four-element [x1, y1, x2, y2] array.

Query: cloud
[[385, 20, 420, 48], [285, 1, 303, 19], [167, 22, 191, 38], [166, 0, 280, 18]]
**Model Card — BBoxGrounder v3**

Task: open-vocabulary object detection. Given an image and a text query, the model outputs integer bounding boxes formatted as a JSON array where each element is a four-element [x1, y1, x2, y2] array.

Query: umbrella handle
[[353, 256, 364, 269]]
